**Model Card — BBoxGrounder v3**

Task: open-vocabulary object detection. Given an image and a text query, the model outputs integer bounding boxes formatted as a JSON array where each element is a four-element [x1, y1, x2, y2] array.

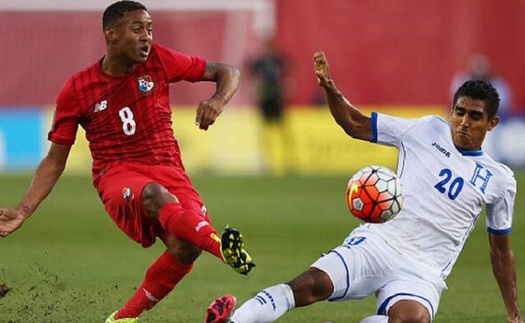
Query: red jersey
[[48, 43, 207, 186]]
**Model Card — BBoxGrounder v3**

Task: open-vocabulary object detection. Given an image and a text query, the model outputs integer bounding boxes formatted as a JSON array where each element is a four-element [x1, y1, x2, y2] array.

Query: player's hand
[[508, 314, 523, 323], [0, 207, 26, 237], [313, 51, 333, 88], [195, 98, 224, 131]]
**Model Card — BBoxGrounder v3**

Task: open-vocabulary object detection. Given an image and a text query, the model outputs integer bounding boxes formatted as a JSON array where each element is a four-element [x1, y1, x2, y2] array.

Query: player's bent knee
[[163, 235, 202, 265], [142, 182, 178, 218], [172, 243, 202, 265], [388, 300, 431, 323], [287, 268, 333, 307]]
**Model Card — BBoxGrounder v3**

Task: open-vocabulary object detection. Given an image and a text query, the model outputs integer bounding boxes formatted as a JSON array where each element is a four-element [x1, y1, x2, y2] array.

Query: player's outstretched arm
[[0, 143, 71, 237], [195, 62, 240, 131], [488, 233, 523, 323], [313, 51, 372, 141]]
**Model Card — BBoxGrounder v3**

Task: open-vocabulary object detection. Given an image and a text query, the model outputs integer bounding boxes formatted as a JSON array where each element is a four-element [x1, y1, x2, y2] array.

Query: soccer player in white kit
[[204, 52, 523, 323]]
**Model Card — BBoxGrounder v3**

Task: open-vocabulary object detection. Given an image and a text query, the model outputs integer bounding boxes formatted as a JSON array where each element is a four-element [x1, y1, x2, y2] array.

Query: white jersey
[[365, 112, 516, 280]]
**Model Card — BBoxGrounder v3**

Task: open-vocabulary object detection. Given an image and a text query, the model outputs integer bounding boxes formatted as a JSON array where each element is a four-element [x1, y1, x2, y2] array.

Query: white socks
[[359, 315, 388, 323], [230, 284, 295, 323]]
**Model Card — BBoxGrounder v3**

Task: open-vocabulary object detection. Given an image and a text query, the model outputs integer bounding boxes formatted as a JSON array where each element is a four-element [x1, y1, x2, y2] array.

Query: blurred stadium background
[[1, 1, 524, 322], [1, 0, 525, 174]]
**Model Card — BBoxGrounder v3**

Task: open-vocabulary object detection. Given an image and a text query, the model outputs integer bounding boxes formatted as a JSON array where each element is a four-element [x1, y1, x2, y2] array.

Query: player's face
[[449, 96, 499, 151], [113, 9, 153, 64]]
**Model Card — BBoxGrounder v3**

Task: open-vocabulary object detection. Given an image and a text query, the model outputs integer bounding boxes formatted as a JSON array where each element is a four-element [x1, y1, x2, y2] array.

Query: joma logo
[[431, 142, 450, 158]]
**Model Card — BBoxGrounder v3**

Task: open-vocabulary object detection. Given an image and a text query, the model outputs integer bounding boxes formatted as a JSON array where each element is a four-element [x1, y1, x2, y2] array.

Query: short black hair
[[103, 1, 148, 29], [453, 80, 500, 119]]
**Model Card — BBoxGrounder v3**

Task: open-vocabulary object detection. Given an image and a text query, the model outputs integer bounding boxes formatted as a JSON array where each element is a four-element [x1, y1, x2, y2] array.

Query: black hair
[[102, 1, 148, 29], [453, 80, 500, 119]]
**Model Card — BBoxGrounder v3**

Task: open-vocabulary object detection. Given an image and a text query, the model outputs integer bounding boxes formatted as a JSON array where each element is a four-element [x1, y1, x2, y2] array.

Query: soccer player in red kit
[[0, 1, 255, 322]]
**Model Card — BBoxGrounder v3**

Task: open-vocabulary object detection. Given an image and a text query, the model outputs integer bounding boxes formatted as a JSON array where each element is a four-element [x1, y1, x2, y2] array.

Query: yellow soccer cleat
[[105, 311, 139, 323], [221, 228, 255, 275]]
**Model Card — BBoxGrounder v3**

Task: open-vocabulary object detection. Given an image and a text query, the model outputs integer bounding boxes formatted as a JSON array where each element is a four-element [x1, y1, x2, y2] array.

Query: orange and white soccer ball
[[346, 165, 403, 223]]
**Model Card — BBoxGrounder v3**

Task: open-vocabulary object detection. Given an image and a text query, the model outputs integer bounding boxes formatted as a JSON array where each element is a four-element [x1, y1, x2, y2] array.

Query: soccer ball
[[346, 165, 403, 223]]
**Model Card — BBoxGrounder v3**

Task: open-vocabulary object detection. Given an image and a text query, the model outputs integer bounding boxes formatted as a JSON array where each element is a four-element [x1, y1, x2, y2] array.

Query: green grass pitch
[[0, 172, 524, 322]]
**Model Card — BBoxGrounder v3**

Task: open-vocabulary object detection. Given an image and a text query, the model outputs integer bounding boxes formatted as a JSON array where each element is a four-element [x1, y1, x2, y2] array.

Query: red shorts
[[96, 164, 210, 248]]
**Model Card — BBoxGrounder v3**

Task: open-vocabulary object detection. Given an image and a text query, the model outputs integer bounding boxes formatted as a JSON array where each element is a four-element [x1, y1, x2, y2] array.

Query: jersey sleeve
[[372, 112, 436, 148], [155, 44, 207, 83], [485, 172, 516, 234], [47, 78, 81, 145]]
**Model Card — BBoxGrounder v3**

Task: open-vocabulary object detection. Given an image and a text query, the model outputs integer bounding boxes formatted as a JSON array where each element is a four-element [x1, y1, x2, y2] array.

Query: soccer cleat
[[204, 294, 236, 323], [221, 228, 255, 275], [105, 311, 139, 323]]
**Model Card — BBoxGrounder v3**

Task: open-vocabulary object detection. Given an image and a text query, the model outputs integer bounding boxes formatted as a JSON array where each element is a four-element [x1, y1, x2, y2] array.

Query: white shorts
[[311, 227, 446, 320]]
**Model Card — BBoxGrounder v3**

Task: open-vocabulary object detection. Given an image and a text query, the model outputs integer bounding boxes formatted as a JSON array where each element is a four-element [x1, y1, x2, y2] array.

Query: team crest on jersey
[[122, 187, 134, 201], [138, 75, 154, 93]]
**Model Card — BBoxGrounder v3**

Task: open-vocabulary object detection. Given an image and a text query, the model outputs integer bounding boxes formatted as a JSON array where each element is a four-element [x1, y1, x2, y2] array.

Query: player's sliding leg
[[110, 249, 193, 320], [206, 268, 333, 322], [230, 284, 295, 322], [143, 182, 255, 275], [205, 284, 294, 323], [205, 294, 237, 323]]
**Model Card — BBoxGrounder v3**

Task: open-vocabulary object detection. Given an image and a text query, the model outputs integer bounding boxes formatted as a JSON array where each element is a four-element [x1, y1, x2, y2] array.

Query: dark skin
[[0, 9, 240, 267], [449, 97, 498, 151], [274, 52, 521, 323], [102, 9, 240, 131]]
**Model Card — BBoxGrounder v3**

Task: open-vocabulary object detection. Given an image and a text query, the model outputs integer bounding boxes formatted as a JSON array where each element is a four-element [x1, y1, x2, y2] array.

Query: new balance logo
[[143, 288, 159, 302], [93, 100, 107, 113], [195, 220, 209, 232]]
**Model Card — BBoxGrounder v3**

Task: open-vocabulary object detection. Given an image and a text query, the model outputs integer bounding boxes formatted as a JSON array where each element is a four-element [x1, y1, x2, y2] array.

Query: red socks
[[158, 202, 223, 261], [115, 251, 193, 319], [115, 202, 225, 319]]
